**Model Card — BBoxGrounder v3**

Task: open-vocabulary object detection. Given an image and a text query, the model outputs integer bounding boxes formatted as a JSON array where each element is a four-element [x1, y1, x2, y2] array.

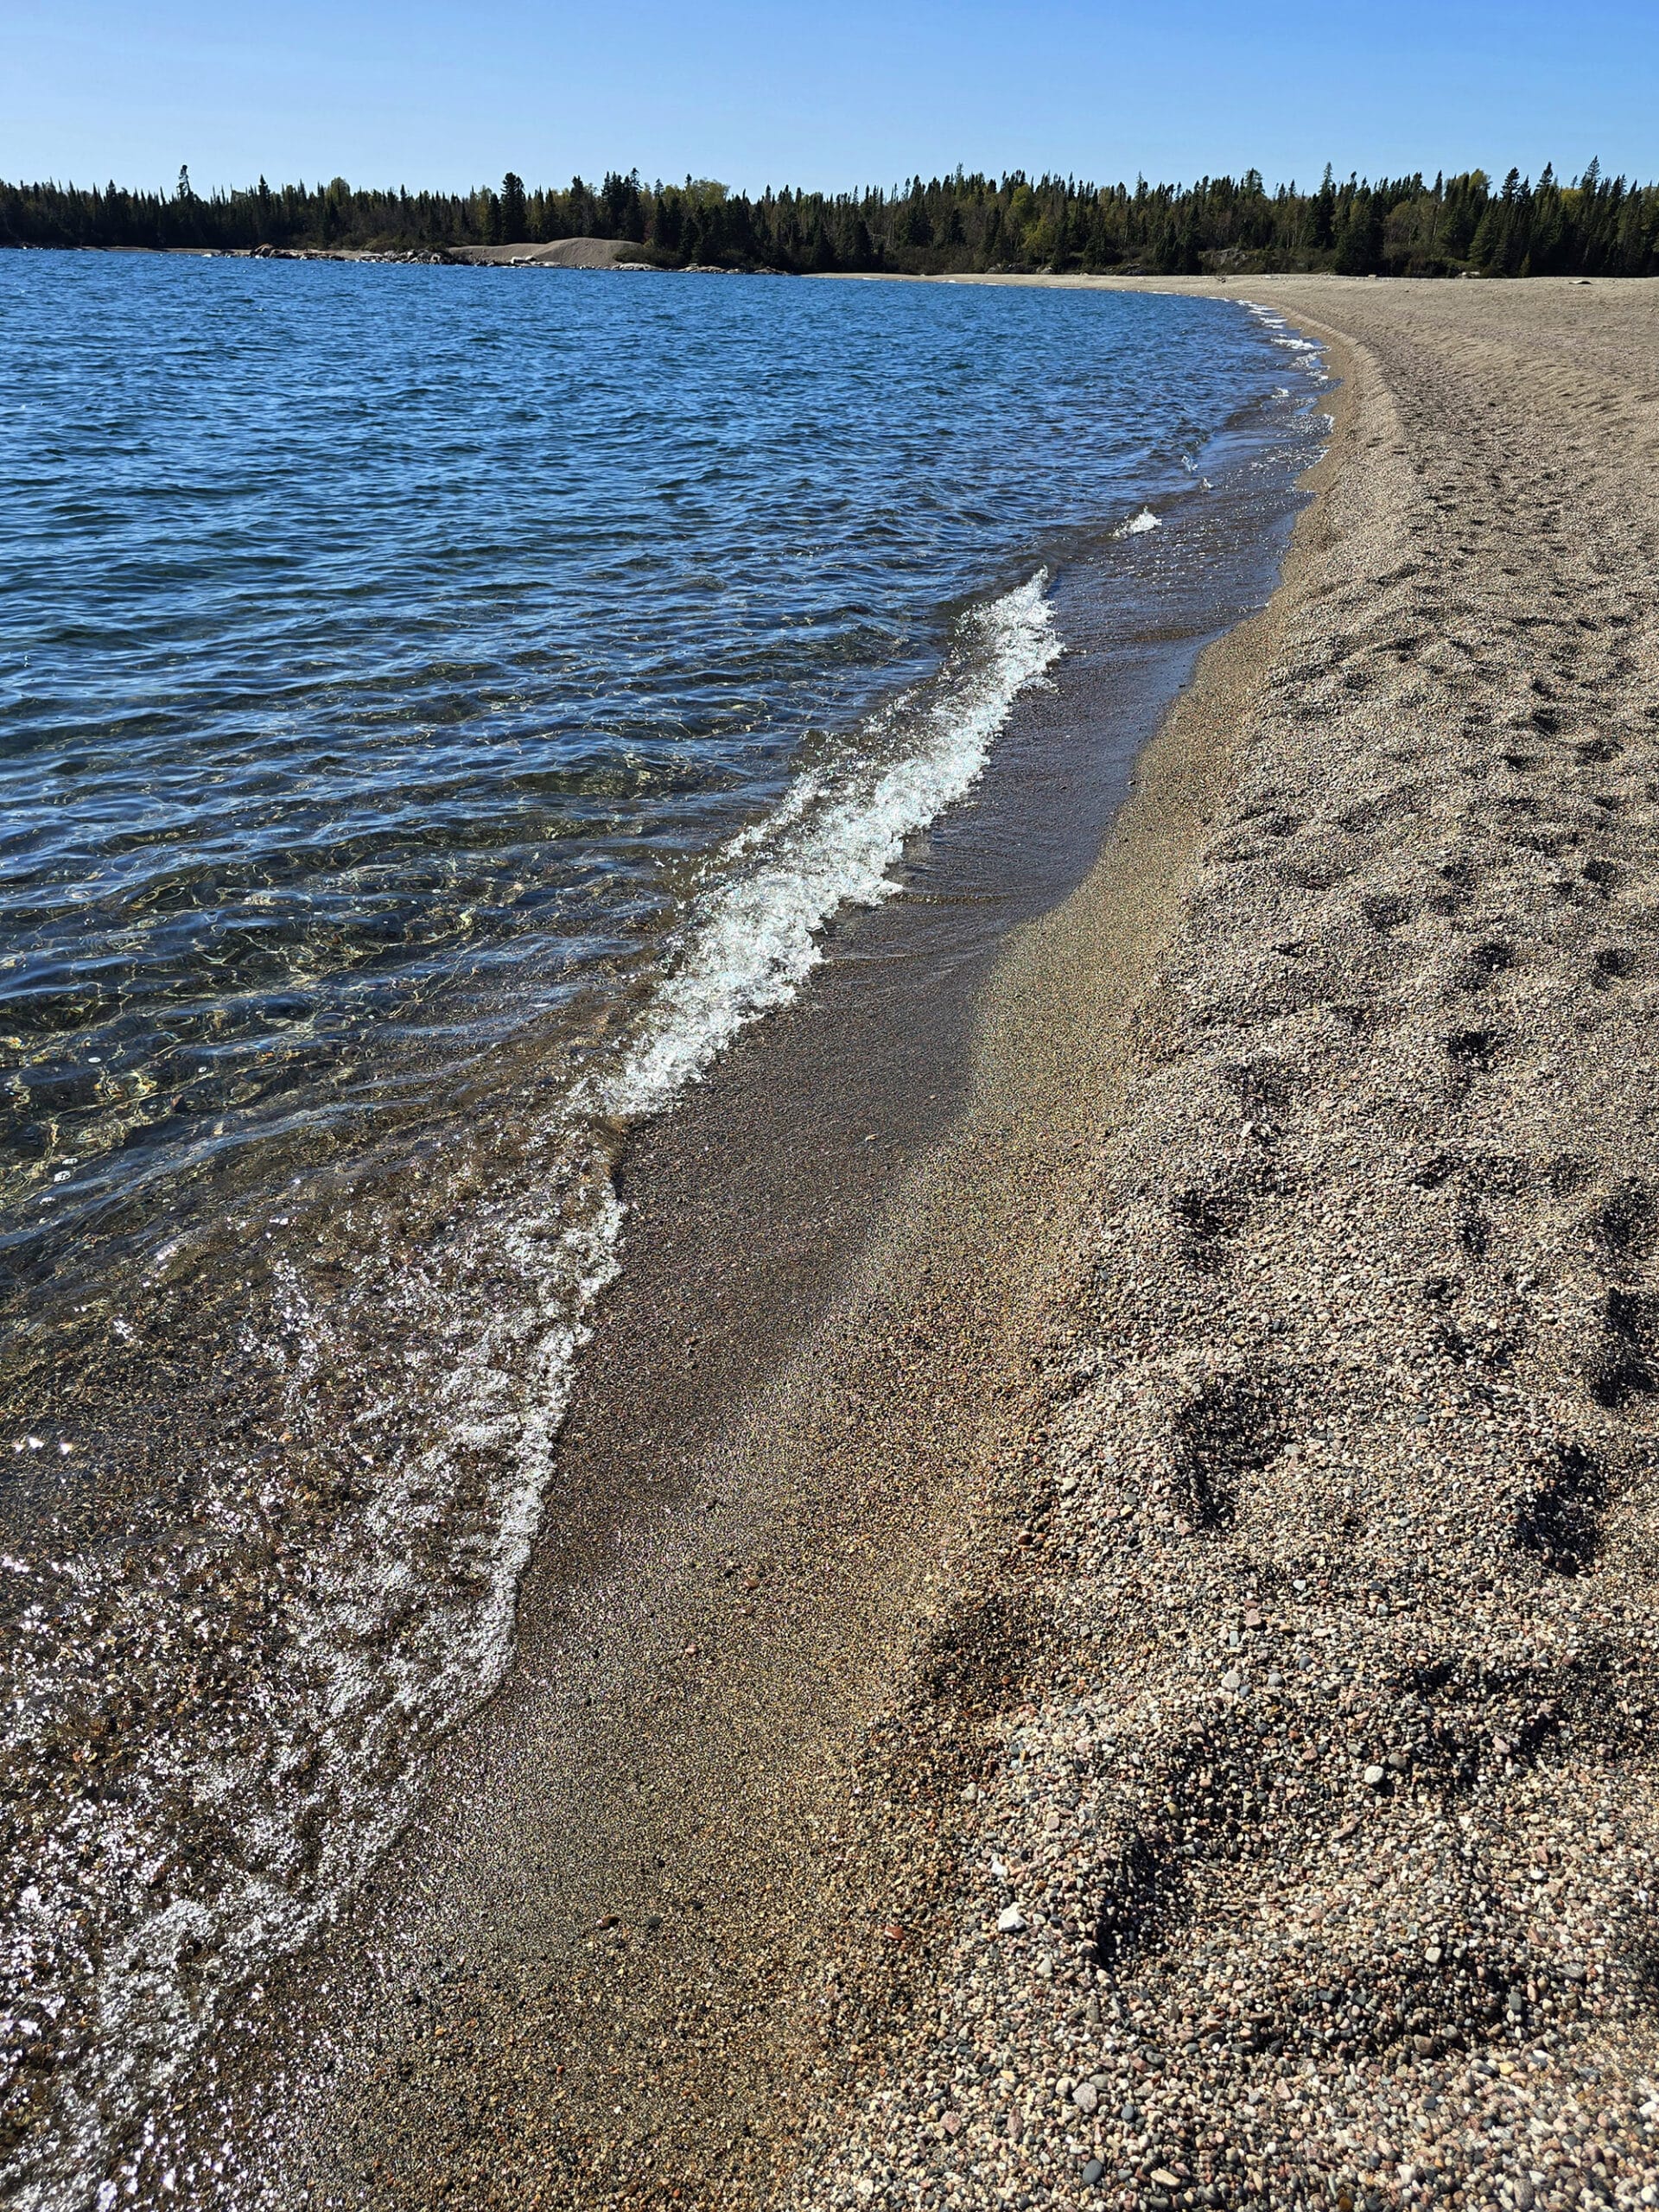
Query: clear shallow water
[[0, 254, 1325, 2206], [7, 260, 1282, 1286]]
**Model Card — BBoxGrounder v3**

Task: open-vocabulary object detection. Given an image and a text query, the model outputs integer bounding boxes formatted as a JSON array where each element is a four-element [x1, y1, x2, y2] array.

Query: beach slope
[[282, 279, 1659, 2212]]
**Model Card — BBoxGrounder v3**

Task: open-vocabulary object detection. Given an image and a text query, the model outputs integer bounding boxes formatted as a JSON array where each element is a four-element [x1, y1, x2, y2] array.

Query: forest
[[3, 160, 1656, 277]]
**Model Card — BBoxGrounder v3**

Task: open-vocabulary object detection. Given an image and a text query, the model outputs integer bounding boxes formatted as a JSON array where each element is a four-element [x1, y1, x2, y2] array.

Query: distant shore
[[4, 236, 1649, 287], [9, 161, 1655, 276]]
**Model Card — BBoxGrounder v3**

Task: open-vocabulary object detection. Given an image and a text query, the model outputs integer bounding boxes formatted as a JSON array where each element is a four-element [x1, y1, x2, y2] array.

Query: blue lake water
[[5, 256, 1313, 1292], [0, 253, 1326, 2208]]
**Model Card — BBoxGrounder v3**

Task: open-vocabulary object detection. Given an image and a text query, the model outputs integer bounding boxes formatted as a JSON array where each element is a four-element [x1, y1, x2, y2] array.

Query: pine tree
[[500, 172, 527, 241]]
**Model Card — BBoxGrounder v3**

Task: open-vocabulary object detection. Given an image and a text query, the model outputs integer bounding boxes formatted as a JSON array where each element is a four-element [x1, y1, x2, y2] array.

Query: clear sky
[[7, 0, 1656, 200]]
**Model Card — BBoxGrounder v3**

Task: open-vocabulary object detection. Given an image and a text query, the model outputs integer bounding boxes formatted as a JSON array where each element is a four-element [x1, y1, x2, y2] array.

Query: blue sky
[[8, 0, 1656, 198]]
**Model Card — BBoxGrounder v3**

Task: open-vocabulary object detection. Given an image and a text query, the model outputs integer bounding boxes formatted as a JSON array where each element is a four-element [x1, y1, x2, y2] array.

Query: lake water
[[0, 253, 1326, 2205]]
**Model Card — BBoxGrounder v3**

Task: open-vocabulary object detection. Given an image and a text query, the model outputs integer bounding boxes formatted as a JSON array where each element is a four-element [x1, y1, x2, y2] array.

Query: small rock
[[1222, 1669, 1243, 1693], [997, 1905, 1027, 1934], [1081, 2158, 1104, 2188], [1363, 1764, 1385, 1787], [1151, 2170, 1181, 2190], [1073, 2081, 1099, 2113]]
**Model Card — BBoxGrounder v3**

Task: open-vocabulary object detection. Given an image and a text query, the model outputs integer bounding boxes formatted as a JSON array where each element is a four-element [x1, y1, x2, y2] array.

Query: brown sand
[[279, 278, 1659, 2212]]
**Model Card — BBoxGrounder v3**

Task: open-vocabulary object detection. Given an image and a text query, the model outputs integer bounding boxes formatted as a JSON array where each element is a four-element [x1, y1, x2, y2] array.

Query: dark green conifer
[[1, 156, 1656, 276]]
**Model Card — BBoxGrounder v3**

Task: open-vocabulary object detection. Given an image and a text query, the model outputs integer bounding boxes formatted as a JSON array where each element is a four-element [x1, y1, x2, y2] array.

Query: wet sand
[[188, 390, 1316, 2209], [222, 276, 1659, 2212]]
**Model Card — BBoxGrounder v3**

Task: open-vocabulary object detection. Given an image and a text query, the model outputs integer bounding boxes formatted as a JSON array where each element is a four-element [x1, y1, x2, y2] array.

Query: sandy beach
[[199, 275, 1659, 2212]]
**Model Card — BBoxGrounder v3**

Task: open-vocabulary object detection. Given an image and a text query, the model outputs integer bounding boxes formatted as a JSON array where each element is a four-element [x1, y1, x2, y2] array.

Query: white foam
[[1240, 301, 1329, 385], [599, 573, 1060, 1120], [16, 1160, 626, 2212], [1116, 508, 1161, 537]]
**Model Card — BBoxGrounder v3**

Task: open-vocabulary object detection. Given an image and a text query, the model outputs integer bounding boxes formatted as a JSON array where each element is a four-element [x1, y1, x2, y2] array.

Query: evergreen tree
[[1332, 188, 1383, 273], [1311, 165, 1336, 250], [500, 172, 527, 241], [1, 156, 1656, 276]]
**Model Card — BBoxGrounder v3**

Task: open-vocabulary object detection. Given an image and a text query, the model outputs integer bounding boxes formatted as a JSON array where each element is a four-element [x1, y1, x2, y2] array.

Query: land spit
[[272, 278, 1659, 2212]]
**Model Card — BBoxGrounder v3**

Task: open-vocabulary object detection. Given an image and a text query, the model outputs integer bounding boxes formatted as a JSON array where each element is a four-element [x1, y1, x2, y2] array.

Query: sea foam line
[[598, 569, 1060, 1120]]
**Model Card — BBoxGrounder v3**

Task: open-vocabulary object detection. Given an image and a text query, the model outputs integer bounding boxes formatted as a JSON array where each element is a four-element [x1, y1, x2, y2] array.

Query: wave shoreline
[[194, 326, 1332, 2209], [0, 570, 1065, 2212], [1, 291, 1329, 2209]]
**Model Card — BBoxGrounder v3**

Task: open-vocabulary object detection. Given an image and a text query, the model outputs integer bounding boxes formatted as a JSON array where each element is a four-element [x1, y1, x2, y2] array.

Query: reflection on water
[[5, 260, 1291, 1301]]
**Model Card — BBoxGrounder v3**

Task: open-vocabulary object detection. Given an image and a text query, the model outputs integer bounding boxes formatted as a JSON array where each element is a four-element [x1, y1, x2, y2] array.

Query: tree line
[[3, 159, 1656, 277]]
